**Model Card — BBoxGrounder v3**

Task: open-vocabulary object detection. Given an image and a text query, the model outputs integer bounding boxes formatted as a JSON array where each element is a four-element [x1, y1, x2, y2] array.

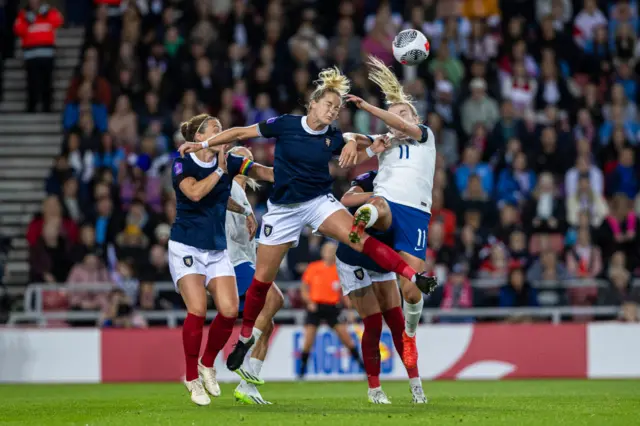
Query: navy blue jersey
[[170, 152, 254, 251], [257, 114, 345, 205], [336, 171, 393, 274]]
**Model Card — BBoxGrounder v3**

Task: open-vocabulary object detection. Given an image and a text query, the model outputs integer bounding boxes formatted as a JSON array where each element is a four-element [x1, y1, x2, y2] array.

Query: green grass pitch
[[1, 380, 639, 425]]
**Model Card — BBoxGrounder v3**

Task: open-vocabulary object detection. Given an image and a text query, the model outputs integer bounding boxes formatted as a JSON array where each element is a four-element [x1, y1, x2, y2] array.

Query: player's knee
[[188, 306, 207, 317], [217, 302, 239, 319], [402, 285, 422, 304]]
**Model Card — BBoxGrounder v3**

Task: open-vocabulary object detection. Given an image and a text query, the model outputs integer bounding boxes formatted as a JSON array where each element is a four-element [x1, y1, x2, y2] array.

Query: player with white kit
[[345, 56, 438, 357], [224, 146, 284, 405]]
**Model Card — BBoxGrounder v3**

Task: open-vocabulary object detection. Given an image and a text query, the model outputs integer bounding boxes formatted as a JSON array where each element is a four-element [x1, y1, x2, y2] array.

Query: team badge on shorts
[[325, 138, 331, 147], [183, 256, 193, 267], [264, 224, 273, 237], [354, 268, 364, 280]]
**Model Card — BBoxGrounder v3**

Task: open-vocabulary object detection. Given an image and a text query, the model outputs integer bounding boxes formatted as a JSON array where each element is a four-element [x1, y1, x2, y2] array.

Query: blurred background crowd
[[3, 0, 640, 326]]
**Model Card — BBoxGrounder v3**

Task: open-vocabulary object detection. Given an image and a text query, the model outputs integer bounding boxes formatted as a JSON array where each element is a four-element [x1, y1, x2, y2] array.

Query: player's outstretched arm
[[345, 95, 423, 141], [341, 185, 372, 208], [178, 149, 227, 202], [247, 163, 274, 183], [349, 134, 390, 166], [178, 125, 261, 157]]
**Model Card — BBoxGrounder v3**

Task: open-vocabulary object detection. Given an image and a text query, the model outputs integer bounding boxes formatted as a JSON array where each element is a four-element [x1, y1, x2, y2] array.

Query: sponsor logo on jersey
[[354, 268, 364, 280], [293, 327, 394, 376], [174, 161, 183, 175], [264, 224, 273, 237], [183, 256, 193, 267]]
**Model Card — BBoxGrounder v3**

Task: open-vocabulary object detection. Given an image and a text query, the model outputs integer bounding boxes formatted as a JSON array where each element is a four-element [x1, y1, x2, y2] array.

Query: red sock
[[201, 313, 237, 367], [382, 306, 405, 358], [362, 313, 383, 389], [182, 313, 205, 381], [240, 278, 272, 338], [362, 237, 416, 280], [383, 307, 420, 378]]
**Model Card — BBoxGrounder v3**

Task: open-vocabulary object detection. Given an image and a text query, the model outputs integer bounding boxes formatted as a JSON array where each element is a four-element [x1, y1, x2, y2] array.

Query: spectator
[[499, 267, 538, 308], [143, 244, 171, 282], [428, 112, 458, 168], [92, 197, 121, 249], [99, 288, 146, 328], [525, 172, 565, 234], [496, 152, 536, 206], [431, 76, 456, 127], [65, 131, 95, 185], [71, 223, 101, 264], [29, 218, 72, 283], [59, 175, 85, 224], [573, 0, 608, 49], [63, 82, 108, 133], [566, 228, 603, 279], [66, 59, 112, 106], [67, 252, 111, 312], [109, 95, 138, 149], [13, 0, 63, 112], [573, 111, 598, 148], [534, 127, 567, 177], [609, 147, 638, 199], [597, 263, 639, 307], [455, 146, 493, 195], [603, 83, 638, 124], [26, 196, 78, 247], [492, 203, 519, 243], [600, 193, 639, 263], [428, 43, 465, 89], [565, 155, 605, 197], [460, 78, 500, 136], [430, 190, 456, 247], [501, 62, 537, 114], [527, 251, 569, 282], [535, 57, 573, 112], [566, 176, 609, 228], [508, 228, 530, 269], [620, 301, 640, 322], [426, 263, 481, 323], [45, 155, 72, 196], [478, 243, 510, 280], [427, 222, 455, 270]]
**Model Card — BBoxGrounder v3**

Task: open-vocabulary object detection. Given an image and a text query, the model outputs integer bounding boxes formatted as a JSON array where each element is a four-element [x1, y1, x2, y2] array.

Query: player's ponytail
[[309, 66, 351, 104], [367, 56, 418, 117]]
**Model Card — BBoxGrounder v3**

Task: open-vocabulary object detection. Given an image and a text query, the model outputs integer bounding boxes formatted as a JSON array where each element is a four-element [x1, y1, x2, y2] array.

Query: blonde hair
[[367, 56, 418, 116], [227, 146, 261, 191], [309, 66, 351, 103]]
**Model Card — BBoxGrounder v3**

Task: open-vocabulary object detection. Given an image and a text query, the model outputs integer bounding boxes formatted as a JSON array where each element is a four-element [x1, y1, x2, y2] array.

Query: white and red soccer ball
[[392, 29, 430, 66]]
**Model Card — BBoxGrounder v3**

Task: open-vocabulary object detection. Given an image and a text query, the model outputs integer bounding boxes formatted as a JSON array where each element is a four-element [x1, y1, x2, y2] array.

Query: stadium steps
[[0, 28, 83, 286]]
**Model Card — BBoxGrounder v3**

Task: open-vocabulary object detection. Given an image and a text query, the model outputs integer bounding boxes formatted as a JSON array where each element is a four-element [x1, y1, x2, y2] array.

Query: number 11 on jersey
[[398, 145, 410, 159]]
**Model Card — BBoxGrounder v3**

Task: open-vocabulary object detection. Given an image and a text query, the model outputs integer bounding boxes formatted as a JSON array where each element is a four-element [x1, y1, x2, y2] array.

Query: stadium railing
[[8, 280, 632, 327]]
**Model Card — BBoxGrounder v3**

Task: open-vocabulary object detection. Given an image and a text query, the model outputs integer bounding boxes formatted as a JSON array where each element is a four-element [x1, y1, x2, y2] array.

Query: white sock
[[403, 298, 424, 337], [409, 377, 422, 387], [252, 327, 263, 343], [239, 335, 250, 344], [250, 358, 264, 376], [356, 204, 379, 228], [369, 386, 382, 392]]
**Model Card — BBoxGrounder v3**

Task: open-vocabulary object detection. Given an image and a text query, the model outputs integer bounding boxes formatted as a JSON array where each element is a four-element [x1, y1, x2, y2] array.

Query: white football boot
[[368, 387, 391, 404], [411, 383, 427, 404], [184, 378, 211, 406], [198, 360, 221, 397]]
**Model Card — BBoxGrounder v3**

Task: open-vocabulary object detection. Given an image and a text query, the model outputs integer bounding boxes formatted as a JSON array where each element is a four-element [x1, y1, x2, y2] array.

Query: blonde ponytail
[[309, 66, 351, 102], [367, 56, 412, 105]]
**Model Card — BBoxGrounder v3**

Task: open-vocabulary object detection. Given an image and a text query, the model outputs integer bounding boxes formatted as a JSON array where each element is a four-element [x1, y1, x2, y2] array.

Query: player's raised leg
[[235, 284, 284, 404], [317, 209, 433, 291], [227, 242, 291, 373], [178, 274, 211, 406], [198, 274, 239, 397]]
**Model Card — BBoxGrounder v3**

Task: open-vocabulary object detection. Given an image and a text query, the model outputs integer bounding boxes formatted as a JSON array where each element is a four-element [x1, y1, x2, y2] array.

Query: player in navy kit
[[336, 171, 426, 404], [169, 114, 274, 406], [177, 68, 434, 385]]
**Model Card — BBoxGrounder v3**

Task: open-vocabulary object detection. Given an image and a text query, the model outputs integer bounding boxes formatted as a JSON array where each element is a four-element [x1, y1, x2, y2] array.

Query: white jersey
[[225, 181, 257, 266], [373, 124, 436, 213]]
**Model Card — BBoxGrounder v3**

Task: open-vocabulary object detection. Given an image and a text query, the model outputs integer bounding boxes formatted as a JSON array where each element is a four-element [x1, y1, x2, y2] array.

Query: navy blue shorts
[[234, 261, 255, 312], [386, 199, 431, 260]]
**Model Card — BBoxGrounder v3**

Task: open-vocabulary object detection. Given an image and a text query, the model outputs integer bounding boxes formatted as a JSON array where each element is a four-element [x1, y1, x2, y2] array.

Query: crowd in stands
[[13, 0, 640, 326]]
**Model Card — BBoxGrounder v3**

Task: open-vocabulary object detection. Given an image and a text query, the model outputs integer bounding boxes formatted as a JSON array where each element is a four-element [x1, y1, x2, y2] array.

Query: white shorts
[[259, 194, 345, 247], [168, 240, 235, 290], [336, 258, 397, 296]]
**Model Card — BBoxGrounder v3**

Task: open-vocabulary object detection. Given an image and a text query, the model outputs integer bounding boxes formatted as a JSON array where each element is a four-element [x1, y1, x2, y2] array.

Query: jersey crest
[[354, 268, 364, 280], [183, 255, 193, 267], [264, 224, 273, 237]]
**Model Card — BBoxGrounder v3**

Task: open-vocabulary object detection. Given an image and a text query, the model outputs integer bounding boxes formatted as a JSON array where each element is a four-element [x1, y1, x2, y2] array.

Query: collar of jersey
[[190, 152, 218, 168], [301, 116, 328, 135]]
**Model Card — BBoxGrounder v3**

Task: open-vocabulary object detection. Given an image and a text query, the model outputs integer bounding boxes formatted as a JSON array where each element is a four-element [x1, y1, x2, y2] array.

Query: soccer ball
[[392, 29, 430, 66]]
